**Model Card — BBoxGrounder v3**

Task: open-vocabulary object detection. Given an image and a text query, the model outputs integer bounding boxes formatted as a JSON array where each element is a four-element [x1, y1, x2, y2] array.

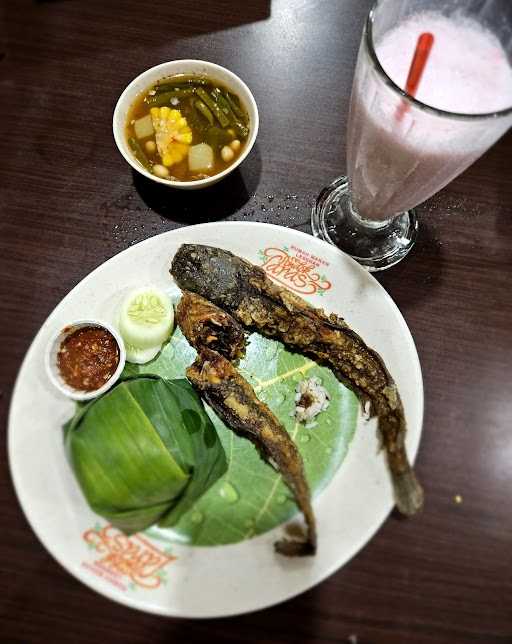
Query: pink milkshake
[[348, 12, 512, 221]]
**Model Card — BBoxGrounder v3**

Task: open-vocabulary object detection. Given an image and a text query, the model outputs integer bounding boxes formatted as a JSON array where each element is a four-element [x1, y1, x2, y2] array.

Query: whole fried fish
[[176, 292, 316, 556], [171, 244, 424, 516]]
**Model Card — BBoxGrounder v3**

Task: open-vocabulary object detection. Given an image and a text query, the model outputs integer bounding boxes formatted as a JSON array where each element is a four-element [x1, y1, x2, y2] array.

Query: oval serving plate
[[8, 222, 423, 618]]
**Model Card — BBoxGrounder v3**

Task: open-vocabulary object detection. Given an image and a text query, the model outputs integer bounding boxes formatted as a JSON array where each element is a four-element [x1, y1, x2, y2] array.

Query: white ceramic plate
[[8, 222, 423, 618]]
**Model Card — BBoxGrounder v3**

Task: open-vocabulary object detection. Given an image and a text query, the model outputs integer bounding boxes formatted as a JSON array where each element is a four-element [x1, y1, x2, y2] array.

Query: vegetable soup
[[126, 74, 250, 182]]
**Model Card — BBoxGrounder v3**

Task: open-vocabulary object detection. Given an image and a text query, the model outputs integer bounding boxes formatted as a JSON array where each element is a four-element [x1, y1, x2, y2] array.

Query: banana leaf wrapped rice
[[64, 375, 227, 534]]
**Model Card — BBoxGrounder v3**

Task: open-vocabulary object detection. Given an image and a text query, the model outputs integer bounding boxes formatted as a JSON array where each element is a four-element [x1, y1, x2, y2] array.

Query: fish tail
[[275, 538, 316, 557], [392, 466, 424, 516], [278, 468, 317, 556]]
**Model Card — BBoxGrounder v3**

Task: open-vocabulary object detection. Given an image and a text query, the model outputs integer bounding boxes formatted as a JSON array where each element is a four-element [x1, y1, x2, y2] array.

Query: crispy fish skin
[[187, 349, 316, 556], [177, 293, 316, 556], [176, 291, 247, 362], [171, 244, 424, 516]]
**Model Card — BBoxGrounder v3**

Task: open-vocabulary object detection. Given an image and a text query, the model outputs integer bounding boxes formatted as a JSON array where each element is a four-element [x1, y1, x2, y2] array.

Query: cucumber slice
[[124, 343, 162, 365], [118, 287, 174, 351]]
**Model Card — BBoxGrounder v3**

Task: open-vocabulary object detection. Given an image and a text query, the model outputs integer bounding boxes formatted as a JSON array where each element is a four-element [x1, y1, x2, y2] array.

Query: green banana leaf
[[64, 375, 227, 534]]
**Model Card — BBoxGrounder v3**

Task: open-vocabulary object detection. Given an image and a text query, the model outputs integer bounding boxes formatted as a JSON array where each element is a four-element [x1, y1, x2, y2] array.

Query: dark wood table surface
[[2, 1, 512, 642]]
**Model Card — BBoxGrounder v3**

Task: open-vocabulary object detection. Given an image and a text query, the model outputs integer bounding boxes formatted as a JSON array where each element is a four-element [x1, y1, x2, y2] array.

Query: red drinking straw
[[396, 32, 435, 121]]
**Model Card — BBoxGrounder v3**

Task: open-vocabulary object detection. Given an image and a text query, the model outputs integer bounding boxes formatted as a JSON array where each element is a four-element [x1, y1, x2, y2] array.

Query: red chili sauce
[[57, 326, 120, 392]]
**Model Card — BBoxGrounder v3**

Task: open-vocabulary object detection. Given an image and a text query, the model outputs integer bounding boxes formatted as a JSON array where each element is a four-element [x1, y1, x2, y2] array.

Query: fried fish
[[171, 244, 424, 516], [176, 290, 247, 362], [176, 292, 316, 556]]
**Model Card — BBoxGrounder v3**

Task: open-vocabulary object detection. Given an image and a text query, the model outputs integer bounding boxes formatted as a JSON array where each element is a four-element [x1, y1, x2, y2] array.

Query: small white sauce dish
[[113, 59, 259, 190], [45, 320, 126, 402]]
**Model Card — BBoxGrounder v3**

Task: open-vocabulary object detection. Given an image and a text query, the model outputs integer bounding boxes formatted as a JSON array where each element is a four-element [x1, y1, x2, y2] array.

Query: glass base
[[311, 176, 418, 271]]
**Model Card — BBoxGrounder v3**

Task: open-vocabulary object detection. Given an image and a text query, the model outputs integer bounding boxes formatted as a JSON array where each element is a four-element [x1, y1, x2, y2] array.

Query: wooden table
[[2, 1, 511, 642]]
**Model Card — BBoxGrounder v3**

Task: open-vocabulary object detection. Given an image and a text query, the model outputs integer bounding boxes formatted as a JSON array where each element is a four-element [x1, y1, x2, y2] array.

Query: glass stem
[[311, 175, 418, 271], [346, 198, 397, 233]]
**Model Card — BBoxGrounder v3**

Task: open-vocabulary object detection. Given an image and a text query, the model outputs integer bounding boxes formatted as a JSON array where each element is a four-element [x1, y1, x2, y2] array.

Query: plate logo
[[82, 524, 176, 591], [258, 245, 332, 295]]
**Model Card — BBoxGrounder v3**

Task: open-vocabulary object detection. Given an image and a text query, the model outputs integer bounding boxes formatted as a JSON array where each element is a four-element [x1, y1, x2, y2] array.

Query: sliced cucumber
[[124, 343, 162, 365], [118, 287, 174, 363]]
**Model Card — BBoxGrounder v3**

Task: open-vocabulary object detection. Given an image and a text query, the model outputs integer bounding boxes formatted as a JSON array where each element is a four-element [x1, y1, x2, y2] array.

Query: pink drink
[[348, 13, 512, 221]]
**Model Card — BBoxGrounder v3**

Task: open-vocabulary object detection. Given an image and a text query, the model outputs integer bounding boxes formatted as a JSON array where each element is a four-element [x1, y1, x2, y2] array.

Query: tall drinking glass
[[311, 0, 512, 271]]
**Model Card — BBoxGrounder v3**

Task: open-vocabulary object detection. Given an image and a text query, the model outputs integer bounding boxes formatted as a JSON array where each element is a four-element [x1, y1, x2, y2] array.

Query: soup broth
[[126, 74, 249, 182]]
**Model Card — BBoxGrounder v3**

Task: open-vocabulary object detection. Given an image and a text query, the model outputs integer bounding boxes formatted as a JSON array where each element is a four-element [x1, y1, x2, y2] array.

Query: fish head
[[171, 244, 252, 309]]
